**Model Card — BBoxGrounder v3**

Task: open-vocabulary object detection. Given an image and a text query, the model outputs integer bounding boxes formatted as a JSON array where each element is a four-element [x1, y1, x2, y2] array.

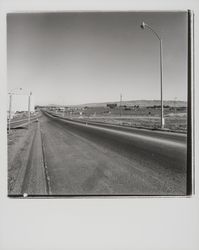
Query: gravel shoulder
[[8, 121, 47, 196]]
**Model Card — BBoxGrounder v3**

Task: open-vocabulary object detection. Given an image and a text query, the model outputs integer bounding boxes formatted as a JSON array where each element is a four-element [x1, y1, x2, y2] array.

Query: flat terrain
[[53, 105, 187, 132], [8, 111, 187, 196]]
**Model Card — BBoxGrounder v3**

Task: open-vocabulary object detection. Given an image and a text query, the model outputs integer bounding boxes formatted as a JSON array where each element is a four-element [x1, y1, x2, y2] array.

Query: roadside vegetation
[[48, 105, 187, 133]]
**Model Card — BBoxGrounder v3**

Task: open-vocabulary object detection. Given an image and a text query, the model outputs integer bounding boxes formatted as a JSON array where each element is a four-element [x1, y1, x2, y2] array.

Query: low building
[[107, 103, 117, 109]]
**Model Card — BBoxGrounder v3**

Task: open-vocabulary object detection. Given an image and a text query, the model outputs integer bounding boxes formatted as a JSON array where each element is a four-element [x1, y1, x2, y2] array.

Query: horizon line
[[35, 99, 188, 107]]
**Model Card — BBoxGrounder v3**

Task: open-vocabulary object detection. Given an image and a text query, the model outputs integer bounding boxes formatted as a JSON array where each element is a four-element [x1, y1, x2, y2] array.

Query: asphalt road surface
[[37, 111, 187, 195]]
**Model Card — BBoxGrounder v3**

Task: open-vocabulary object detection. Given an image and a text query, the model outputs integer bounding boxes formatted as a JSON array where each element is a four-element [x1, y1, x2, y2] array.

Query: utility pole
[[63, 107, 65, 117], [120, 93, 122, 117], [174, 97, 177, 115], [28, 92, 32, 129], [8, 87, 22, 134]]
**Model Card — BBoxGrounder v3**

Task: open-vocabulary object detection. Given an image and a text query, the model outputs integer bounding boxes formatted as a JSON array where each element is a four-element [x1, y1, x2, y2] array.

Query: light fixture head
[[140, 22, 146, 29]]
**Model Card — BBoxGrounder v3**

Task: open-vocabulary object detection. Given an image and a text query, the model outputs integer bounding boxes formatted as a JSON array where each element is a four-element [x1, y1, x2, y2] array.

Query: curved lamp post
[[8, 88, 22, 134], [140, 22, 164, 129]]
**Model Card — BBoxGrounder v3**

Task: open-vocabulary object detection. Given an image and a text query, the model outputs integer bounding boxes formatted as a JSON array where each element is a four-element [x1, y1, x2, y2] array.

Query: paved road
[[39, 111, 187, 195]]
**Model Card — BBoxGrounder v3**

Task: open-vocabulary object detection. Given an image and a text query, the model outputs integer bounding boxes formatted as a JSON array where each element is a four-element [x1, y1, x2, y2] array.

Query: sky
[[7, 12, 188, 106]]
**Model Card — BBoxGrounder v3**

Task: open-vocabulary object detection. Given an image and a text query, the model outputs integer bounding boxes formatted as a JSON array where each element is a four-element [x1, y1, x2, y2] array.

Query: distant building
[[58, 107, 65, 111], [107, 103, 117, 109]]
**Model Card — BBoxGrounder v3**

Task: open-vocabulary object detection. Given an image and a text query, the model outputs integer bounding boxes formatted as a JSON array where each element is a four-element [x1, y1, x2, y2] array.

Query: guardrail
[[7, 114, 41, 129]]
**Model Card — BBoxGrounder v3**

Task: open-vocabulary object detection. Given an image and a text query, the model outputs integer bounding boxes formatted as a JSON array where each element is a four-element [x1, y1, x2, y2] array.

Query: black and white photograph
[[7, 11, 192, 196]]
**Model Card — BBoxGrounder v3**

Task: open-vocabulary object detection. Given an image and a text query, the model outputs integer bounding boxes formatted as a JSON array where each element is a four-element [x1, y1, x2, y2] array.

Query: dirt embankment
[[8, 121, 47, 196]]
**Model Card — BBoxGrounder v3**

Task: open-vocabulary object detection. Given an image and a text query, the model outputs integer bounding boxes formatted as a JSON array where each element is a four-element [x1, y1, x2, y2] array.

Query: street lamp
[[8, 88, 22, 134], [140, 22, 164, 129]]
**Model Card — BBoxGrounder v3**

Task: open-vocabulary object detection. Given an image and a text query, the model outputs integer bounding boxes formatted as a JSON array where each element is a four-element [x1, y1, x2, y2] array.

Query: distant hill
[[44, 100, 187, 108], [77, 100, 187, 108]]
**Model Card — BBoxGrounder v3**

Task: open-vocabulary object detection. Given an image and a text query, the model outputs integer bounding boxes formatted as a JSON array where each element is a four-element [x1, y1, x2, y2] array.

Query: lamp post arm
[[144, 24, 162, 41]]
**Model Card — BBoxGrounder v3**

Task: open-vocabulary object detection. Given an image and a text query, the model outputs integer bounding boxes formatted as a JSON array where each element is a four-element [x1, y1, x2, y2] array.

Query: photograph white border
[[0, 0, 199, 249]]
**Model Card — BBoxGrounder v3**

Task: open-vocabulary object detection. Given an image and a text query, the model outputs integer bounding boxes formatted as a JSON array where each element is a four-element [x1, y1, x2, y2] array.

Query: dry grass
[[52, 106, 188, 133], [85, 116, 187, 132]]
